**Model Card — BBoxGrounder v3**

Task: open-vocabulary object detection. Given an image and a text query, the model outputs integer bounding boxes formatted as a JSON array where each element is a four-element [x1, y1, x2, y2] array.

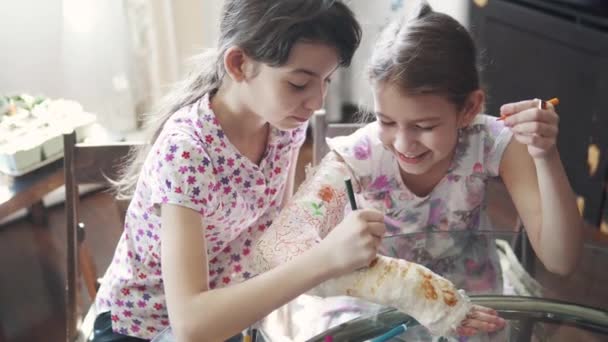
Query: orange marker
[[498, 97, 559, 121], [541, 97, 559, 109]]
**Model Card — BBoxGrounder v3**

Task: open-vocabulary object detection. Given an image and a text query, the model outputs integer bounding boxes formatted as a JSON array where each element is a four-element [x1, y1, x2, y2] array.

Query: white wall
[[172, 0, 223, 76], [127, 0, 181, 111], [200, 1, 224, 50], [0, 0, 139, 132], [0, 0, 181, 133], [0, 0, 64, 98], [62, 0, 137, 131], [429, 0, 469, 26]]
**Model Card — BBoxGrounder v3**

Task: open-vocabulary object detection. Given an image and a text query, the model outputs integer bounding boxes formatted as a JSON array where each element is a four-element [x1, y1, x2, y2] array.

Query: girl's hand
[[500, 99, 559, 159], [456, 305, 507, 337], [320, 209, 385, 276]]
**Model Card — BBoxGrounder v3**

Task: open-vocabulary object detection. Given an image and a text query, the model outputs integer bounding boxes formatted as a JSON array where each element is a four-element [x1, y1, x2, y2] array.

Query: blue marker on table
[[370, 323, 408, 342]]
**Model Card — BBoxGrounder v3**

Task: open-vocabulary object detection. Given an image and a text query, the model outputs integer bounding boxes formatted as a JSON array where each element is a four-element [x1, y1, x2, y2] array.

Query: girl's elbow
[[171, 319, 202, 342], [170, 309, 211, 342], [544, 251, 581, 276], [171, 314, 230, 342], [545, 262, 575, 276]]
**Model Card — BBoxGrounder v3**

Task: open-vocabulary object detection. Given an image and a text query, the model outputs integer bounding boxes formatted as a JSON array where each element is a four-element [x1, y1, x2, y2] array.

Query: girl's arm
[[161, 203, 338, 342], [500, 99, 583, 275], [161, 155, 384, 342], [254, 153, 502, 337]]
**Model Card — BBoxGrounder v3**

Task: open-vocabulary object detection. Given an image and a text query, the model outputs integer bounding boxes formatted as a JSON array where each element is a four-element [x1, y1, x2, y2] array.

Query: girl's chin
[[395, 151, 431, 173]]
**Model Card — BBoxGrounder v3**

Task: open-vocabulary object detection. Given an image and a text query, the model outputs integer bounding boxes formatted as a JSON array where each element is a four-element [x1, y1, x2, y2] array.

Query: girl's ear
[[223, 46, 257, 82], [459, 89, 485, 128]]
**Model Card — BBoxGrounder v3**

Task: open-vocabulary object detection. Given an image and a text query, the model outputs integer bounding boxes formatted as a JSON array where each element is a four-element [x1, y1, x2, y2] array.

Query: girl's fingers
[[471, 308, 506, 327], [358, 209, 386, 223], [372, 235, 381, 249], [368, 222, 387, 237], [460, 318, 497, 333], [456, 305, 506, 336], [456, 326, 478, 336], [462, 306, 506, 332], [500, 99, 541, 116], [504, 107, 559, 127], [512, 133, 554, 150], [470, 304, 498, 315], [509, 121, 558, 137]]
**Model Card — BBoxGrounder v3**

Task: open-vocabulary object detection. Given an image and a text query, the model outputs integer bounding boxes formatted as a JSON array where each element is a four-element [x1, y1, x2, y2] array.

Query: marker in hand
[[497, 97, 559, 121]]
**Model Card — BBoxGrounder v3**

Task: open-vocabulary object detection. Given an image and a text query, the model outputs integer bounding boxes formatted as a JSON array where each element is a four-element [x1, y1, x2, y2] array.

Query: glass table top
[[151, 229, 608, 342], [258, 230, 608, 342]]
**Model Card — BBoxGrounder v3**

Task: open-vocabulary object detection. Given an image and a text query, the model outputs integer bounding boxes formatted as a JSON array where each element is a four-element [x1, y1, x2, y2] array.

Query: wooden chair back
[[63, 131, 143, 341]]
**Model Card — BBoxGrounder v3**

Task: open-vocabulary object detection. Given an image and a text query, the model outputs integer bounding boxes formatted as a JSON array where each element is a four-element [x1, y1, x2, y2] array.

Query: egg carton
[[0, 116, 96, 176]]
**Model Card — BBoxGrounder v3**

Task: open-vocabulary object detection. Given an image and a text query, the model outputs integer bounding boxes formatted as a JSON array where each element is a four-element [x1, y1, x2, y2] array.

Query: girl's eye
[[416, 125, 437, 131], [289, 82, 307, 90], [378, 120, 395, 126]]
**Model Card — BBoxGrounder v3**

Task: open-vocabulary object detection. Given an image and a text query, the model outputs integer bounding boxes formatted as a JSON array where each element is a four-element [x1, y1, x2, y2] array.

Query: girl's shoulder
[[326, 122, 389, 177], [456, 114, 513, 177], [326, 121, 381, 152], [469, 114, 510, 137], [146, 98, 216, 171], [159, 98, 209, 140]]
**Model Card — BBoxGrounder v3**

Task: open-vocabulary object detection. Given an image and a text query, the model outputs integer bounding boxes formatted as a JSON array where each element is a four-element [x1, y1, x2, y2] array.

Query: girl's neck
[[399, 149, 455, 197], [209, 84, 270, 166], [210, 84, 268, 139]]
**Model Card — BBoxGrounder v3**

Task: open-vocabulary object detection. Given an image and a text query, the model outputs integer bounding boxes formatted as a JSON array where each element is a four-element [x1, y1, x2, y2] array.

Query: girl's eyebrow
[[290, 68, 318, 77], [375, 112, 442, 123], [375, 112, 391, 120], [376, 112, 399, 119], [412, 117, 442, 123], [290, 66, 339, 79]]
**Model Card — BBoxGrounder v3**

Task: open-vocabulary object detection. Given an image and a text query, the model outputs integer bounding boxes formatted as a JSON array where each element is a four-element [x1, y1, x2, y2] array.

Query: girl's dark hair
[[114, 0, 361, 198], [369, 0, 480, 110]]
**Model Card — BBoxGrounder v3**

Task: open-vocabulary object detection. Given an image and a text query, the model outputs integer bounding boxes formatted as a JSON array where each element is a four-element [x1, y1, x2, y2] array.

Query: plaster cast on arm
[[253, 154, 351, 271], [310, 256, 471, 336], [253, 154, 471, 336]]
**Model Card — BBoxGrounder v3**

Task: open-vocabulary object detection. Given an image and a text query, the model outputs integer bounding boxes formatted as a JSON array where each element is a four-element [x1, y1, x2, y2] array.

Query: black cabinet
[[469, 0, 608, 227]]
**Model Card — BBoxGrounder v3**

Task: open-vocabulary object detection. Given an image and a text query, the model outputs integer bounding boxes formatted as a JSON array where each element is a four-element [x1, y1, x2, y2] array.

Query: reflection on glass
[[152, 230, 608, 342], [262, 230, 608, 342]]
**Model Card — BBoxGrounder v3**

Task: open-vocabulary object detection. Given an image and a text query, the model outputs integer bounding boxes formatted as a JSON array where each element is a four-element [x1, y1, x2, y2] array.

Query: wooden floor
[[0, 142, 606, 342], [0, 190, 123, 342]]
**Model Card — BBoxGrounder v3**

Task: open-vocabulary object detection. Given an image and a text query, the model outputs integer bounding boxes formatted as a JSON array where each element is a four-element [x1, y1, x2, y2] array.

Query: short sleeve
[[482, 115, 513, 177], [326, 123, 380, 183], [145, 131, 220, 217]]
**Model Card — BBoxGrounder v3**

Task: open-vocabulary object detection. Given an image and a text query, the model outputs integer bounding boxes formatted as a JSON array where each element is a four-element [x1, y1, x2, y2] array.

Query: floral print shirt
[[327, 115, 513, 294], [95, 94, 307, 339]]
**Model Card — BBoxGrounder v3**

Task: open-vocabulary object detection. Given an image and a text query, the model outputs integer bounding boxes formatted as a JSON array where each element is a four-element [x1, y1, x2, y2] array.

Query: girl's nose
[[304, 83, 326, 111], [393, 129, 419, 153]]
